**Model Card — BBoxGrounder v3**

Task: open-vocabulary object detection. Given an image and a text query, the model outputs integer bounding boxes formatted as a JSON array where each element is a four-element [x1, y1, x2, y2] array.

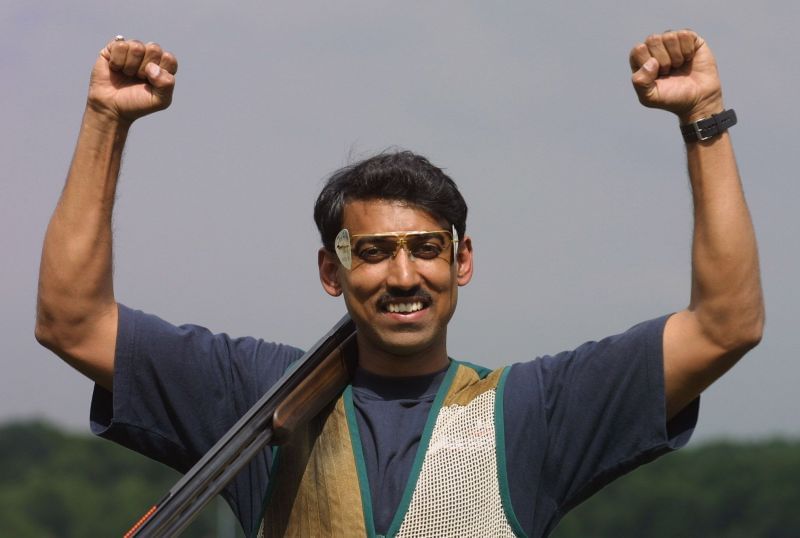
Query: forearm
[[686, 131, 764, 350], [630, 30, 764, 416], [36, 107, 128, 352]]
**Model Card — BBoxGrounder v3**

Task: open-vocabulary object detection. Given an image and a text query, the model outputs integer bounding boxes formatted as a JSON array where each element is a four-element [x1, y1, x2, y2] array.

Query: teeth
[[388, 302, 423, 313]]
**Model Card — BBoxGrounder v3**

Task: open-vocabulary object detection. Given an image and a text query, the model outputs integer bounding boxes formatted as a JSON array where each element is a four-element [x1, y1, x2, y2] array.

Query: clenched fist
[[629, 30, 723, 124], [87, 38, 178, 125]]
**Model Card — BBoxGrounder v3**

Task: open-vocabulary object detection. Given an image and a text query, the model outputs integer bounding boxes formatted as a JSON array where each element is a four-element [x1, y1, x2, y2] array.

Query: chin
[[366, 329, 440, 357]]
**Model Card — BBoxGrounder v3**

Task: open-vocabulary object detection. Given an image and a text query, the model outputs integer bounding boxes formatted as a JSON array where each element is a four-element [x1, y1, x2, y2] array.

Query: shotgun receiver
[[125, 314, 357, 537]]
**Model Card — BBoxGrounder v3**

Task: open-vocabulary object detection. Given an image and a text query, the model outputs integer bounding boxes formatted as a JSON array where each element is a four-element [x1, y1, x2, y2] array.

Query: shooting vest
[[257, 361, 526, 537]]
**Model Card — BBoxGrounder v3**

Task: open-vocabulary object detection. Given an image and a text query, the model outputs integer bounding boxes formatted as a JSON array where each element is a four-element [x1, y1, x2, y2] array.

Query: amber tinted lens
[[405, 232, 449, 259], [350, 230, 452, 266]]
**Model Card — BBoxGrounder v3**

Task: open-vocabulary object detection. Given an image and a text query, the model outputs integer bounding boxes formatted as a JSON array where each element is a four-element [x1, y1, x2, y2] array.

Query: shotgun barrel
[[125, 314, 357, 537]]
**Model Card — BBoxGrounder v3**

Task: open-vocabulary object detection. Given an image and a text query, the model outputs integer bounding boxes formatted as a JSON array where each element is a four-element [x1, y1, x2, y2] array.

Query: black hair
[[314, 150, 468, 251]]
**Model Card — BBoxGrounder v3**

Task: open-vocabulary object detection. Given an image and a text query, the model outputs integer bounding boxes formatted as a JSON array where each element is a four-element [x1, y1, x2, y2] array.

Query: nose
[[385, 246, 421, 290]]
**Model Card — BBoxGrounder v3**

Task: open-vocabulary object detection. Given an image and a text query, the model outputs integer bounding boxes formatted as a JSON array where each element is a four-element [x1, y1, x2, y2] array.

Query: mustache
[[378, 288, 433, 308]]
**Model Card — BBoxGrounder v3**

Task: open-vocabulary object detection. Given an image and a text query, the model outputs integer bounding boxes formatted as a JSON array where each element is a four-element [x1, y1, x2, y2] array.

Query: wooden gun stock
[[125, 315, 357, 537], [272, 333, 357, 444]]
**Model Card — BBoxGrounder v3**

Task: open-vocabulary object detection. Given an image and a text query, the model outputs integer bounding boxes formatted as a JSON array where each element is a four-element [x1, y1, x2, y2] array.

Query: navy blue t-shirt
[[91, 304, 697, 537]]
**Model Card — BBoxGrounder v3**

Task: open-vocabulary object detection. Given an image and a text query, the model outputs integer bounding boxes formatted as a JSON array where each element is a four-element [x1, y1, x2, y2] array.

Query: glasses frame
[[335, 225, 459, 270]]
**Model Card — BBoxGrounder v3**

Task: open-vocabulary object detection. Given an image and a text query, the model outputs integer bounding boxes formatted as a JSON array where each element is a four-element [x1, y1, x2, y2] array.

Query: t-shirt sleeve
[[90, 303, 303, 473], [503, 315, 698, 533]]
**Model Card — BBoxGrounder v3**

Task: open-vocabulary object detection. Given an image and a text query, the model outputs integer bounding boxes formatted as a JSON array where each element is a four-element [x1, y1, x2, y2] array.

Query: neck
[[355, 333, 450, 377]]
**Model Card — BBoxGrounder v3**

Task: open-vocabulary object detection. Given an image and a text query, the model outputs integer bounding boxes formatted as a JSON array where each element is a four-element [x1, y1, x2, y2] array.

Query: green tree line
[[0, 421, 241, 538], [1, 421, 798, 537]]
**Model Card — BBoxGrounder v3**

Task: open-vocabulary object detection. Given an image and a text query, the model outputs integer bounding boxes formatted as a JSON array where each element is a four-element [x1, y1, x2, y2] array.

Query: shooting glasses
[[335, 226, 459, 270]]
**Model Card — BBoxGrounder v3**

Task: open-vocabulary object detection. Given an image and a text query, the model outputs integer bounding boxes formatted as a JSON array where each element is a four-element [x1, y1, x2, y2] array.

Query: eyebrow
[[352, 236, 392, 249]]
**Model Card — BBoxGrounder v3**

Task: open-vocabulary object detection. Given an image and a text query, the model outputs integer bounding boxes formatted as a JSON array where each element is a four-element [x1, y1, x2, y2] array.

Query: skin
[[36, 30, 763, 422], [317, 200, 474, 377], [35, 39, 177, 390], [629, 30, 764, 418]]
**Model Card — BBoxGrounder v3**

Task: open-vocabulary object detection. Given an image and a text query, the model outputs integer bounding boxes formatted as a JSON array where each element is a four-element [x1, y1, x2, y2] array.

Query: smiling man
[[36, 30, 763, 537], [317, 181, 472, 376]]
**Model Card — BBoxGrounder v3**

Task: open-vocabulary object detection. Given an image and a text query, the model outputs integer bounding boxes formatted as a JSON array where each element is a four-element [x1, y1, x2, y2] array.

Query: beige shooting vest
[[257, 361, 524, 537]]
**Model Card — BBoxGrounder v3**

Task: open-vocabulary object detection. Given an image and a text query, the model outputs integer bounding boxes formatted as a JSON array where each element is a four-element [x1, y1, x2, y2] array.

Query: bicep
[[663, 309, 746, 419], [45, 303, 119, 391]]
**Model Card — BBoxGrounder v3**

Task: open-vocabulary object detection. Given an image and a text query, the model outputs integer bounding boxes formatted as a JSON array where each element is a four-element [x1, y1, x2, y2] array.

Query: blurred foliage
[[552, 438, 800, 537], [1, 421, 798, 537], [0, 421, 243, 537]]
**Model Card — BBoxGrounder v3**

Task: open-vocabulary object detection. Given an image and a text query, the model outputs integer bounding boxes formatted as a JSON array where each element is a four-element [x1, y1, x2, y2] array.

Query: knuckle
[[145, 42, 163, 55], [161, 53, 178, 74], [145, 52, 163, 67]]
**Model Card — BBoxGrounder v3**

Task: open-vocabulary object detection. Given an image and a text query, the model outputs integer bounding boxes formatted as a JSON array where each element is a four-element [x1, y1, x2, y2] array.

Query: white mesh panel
[[395, 390, 516, 537]]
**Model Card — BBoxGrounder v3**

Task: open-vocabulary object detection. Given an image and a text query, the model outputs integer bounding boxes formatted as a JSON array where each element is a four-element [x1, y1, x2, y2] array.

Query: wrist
[[83, 102, 133, 134], [678, 98, 725, 125], [680, 109, 737, 144]]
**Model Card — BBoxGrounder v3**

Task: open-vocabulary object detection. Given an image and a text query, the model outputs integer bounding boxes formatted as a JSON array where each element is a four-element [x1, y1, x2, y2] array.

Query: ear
[[318, 248, 343, 296], [455, 235, 474, 286]]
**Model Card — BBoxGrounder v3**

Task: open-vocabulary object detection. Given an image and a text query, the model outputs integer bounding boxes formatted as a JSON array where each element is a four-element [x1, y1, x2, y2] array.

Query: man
[[36, 30, 763, 537]]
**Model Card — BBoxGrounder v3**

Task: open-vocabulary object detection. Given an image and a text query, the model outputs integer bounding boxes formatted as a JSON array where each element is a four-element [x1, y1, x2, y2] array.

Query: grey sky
[[2, 1, 798, 442]]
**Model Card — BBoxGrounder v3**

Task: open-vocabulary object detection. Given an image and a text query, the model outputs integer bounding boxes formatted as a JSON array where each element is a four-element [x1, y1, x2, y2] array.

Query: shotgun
[[125, 314, 357, 537]]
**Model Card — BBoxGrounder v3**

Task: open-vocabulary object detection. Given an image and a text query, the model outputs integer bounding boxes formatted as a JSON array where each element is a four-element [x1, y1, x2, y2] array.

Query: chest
[[259, 363, 522, 537]]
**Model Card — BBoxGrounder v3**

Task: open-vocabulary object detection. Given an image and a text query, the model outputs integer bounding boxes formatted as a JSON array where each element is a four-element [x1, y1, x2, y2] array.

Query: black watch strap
[[680, 109, 737, 143]]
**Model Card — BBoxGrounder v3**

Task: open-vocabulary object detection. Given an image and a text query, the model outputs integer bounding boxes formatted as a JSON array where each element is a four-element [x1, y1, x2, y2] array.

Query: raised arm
[[629, 30, 764, 418], [35, 38, 178, 390]]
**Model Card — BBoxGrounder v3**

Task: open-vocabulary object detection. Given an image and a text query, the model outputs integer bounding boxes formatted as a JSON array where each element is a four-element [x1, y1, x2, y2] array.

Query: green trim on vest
[[455, 359, 494, 379], [260, 360, 521, 537], [260, 397, 367, 537], [254, 445, 281, 538], [344, 385, 378, 537], [383, 361, 461, 536], [495, 365, 527, 537]]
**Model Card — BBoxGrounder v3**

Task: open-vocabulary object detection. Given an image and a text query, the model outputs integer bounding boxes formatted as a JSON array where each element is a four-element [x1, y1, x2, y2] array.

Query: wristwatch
[[680, 109, 737, 143]]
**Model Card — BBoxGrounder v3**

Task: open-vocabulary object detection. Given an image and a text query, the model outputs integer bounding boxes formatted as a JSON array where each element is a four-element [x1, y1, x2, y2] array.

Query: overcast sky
[[2, 1, 798, 443]]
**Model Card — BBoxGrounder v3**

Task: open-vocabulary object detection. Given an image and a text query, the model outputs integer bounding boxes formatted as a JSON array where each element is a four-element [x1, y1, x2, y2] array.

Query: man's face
[[319, 199, 473, 371]]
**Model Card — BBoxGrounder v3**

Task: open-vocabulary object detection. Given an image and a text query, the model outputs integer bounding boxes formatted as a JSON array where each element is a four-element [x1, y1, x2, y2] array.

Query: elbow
[[35, 290, 113, 353], [716, 306, 765, 355], [35, 291, 63, 351], [34, 312, 65, 353], [731, 325, 763, 356], [694, 299, 765, 356], [739, 312, 764, 352], [34, 302, 87, 355], [34, 323, 50, 348], [738, 299, 765, 352], [34, 306, 55, 348]]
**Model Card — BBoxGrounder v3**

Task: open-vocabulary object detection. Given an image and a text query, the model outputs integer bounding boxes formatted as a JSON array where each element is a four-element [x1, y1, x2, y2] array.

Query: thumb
[[631, 57, 659, 104], [144, 62, 175, 105]]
